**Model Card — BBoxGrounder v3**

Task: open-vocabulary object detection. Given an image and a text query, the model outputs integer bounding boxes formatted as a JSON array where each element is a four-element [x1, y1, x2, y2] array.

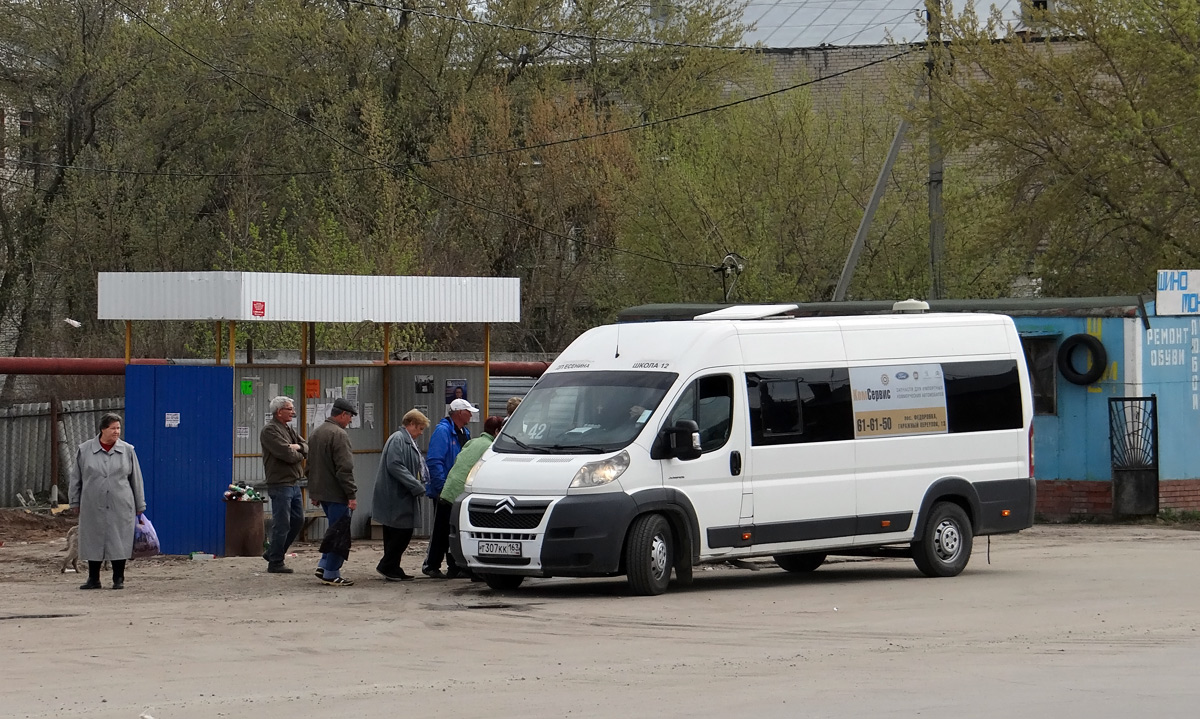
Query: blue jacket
[[426, 417, 469, 498]]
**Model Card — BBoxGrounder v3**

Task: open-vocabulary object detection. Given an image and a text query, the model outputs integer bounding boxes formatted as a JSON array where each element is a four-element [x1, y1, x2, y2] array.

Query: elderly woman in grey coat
[[69, 412, 147, 590], [371, 408, 430, 581]]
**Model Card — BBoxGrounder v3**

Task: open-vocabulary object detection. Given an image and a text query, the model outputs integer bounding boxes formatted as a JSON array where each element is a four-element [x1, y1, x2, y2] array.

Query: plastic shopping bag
[[132, 514, 161, 559]]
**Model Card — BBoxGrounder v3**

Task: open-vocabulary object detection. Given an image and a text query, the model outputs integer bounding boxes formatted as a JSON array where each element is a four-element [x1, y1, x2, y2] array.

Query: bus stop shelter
[[98, 272, 521, 553]]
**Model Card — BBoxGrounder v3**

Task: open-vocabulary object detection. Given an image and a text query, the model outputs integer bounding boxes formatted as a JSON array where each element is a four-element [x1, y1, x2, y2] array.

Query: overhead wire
[[19, 46, 917, 179]]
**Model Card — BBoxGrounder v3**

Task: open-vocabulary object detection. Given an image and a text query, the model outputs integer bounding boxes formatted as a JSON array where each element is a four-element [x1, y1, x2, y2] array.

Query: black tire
[[481, 573, 525, 591], [912, 501, 973, 577], [625, 514, 673, 596], [774, 553, 827, 573], [1057, 333, 1107, 385]]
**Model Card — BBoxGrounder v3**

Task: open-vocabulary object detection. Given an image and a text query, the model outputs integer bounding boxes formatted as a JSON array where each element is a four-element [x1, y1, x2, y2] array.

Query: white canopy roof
[[98, 272, 521, 323]]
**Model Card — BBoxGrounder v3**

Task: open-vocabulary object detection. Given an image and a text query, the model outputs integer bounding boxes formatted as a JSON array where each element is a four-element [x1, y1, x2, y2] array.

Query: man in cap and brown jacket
[[308, 397, 358, 586]]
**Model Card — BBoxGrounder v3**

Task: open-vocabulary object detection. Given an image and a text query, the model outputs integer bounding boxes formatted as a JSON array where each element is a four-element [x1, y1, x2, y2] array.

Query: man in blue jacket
[[422, 398, 476, 578]]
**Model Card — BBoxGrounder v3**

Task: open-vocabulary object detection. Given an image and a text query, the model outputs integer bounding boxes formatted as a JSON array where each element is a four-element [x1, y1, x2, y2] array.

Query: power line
[[420, 48, 916, 164], [345, 0, 759, 51], [24, 47, 916, 179], [108, 0, 715, 271]]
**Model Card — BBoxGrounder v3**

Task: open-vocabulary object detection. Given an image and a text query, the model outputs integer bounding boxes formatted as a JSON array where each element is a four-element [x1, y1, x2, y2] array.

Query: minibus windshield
[[494, 371, 678, 454]]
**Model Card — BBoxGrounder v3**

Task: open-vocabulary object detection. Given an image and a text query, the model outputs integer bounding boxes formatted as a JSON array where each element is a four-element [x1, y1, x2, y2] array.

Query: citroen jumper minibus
[[449, 305, 1035, 595]]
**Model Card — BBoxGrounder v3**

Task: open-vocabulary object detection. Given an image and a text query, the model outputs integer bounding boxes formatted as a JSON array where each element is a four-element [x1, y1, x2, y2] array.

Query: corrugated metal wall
[[488, 377, 537, 417], [0, 398, 125, 507]]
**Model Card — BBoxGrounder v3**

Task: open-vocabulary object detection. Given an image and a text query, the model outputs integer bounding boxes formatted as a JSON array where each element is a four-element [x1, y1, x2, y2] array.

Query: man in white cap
[[422, 397, 477, 578]]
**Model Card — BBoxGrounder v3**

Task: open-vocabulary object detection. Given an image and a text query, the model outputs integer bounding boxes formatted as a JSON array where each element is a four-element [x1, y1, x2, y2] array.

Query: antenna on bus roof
[[614, 322, 621, 358], [892, 299, 930, 313]]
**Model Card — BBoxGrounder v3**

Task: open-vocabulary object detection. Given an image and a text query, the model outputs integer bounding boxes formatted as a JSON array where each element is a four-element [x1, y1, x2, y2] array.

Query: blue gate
[[126, 365, 233, 555]]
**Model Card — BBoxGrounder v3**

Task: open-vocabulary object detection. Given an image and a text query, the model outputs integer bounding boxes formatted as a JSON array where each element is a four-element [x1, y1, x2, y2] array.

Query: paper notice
[[363, 403, 375, 429], [236, 426, 250, 440], [165, 412, 181, 428]]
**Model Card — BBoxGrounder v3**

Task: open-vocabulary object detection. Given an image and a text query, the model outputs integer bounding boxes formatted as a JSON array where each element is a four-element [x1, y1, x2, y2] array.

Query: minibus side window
[[747, 369, 854, 446], [664, 375, 734, 452], [761, 380, 803, 438], [942, 360, 1023, 432]]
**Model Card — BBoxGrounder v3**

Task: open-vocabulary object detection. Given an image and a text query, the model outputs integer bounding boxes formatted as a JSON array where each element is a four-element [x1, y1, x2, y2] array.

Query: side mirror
[[652, 419, 701, 461]]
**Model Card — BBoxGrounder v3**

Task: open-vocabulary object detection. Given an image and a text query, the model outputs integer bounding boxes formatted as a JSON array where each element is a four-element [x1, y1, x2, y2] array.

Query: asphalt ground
[[1, 523, 1198, 719]]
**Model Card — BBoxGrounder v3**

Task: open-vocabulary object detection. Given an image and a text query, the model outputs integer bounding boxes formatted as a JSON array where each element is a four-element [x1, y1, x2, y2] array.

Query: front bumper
[[450, 492, 639, 577]]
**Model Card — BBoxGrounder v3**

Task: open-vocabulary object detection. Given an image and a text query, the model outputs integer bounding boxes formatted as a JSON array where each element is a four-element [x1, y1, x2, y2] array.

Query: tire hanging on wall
[[1057, 333, 1107, 385]]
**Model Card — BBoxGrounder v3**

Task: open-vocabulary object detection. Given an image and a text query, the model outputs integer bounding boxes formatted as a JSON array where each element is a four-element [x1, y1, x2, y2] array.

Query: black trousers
[[88, 559, 125, 583], [423, 499, 460, 572], [377, 526, 414, 575]]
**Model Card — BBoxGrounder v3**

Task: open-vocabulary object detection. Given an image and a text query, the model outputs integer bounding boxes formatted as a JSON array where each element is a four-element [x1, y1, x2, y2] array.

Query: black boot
[[111, 559, 126, 590], [80, 561, 102, 590]]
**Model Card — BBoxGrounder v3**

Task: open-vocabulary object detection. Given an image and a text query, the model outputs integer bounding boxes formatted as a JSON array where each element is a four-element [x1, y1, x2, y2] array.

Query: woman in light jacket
[[371, 409, 430, 581], [69, 413, 147, 590]]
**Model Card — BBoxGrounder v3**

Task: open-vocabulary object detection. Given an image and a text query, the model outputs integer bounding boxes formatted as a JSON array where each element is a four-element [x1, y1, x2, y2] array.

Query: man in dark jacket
[[308, 397, 358, 586], [260, 396, 308, 574]]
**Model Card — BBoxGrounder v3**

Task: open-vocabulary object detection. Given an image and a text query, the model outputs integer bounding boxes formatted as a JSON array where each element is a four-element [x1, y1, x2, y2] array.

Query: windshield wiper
[[501, 435, 550, 454], [546, 444, 607, 454]]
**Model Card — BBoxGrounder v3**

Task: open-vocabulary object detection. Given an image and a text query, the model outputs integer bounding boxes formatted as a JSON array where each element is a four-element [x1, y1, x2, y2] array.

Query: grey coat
[[69, 437, 147, 561], [371, 430, 427, 529]]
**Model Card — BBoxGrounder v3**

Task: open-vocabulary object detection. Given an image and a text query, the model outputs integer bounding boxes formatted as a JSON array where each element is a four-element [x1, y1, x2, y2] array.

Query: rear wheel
[[773, 553, 827, 573], [481, 573, 525, 591], [625, 514, 673, 596], [912, 501, 973, 577]]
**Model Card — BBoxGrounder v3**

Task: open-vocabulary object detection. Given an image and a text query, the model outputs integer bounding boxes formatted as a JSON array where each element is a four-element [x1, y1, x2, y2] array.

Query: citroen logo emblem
[[494, 497, 516, 514]]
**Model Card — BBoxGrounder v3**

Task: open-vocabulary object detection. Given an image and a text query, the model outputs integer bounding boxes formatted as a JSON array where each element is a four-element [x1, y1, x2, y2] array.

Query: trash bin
[[225, 500, 265, 557]]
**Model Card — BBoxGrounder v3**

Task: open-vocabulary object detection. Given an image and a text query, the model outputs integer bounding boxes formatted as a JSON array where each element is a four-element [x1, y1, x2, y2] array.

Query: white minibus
[[450, 304, 1035, 595]]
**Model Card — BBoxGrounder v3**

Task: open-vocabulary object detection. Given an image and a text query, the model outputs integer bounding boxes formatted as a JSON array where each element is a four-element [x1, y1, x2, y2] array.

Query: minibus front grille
[[468, 498, 551, 529], [469, 510, 545, 529]]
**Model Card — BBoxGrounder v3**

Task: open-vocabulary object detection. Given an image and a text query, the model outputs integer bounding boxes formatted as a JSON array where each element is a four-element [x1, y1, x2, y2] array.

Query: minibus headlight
[[569, 451, 630, 488], [464, 458, 485, 489]]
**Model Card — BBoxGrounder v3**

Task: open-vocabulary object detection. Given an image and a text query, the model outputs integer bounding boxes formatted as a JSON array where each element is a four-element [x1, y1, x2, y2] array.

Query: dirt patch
[[0, 508, 76, 543]]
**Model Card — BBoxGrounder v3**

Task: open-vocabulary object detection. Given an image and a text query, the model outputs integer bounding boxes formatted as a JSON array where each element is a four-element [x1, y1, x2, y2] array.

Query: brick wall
[[1159, 480, 1200, 511], [759, 46, 921, 111], [1036, 479, 1200, 519]]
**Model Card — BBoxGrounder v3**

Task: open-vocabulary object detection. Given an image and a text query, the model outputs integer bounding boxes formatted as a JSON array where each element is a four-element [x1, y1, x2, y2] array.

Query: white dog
[[61, 526, 108, 573]]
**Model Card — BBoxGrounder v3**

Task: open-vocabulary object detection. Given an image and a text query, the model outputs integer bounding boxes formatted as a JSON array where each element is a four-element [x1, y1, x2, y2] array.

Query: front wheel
[[912, 501, 973, 577], [480, 573, 525, 591], [625, 514, 673, 596]]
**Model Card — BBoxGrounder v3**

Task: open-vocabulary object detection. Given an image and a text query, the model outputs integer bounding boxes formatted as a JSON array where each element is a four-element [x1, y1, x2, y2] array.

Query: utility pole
[[834, 78, 926, 302], [926, 0, 947, 300]]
